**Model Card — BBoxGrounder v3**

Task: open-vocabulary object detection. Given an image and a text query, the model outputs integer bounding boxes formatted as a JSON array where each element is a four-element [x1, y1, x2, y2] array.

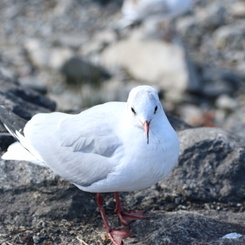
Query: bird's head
[[127, 85, 162, 144]]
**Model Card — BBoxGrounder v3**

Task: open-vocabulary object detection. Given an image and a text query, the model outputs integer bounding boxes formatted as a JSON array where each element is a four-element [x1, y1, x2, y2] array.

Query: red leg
[[114, 192, 148, 225], [95, 193, 133, 245]]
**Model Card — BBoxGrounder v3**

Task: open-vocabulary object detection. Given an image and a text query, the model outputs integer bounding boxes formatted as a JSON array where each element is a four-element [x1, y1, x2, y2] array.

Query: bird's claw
[[107, 227, 133, 245], [116, 209, 148, 225]]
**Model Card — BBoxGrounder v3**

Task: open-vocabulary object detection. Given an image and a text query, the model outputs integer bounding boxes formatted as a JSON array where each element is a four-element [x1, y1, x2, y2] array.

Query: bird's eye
[[131, 107, 136, 115], [154, 106, 158, 114]]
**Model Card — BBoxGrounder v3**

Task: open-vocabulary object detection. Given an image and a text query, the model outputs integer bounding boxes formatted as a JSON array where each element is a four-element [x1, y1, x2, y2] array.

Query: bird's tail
[[0, 106, 45, 165]]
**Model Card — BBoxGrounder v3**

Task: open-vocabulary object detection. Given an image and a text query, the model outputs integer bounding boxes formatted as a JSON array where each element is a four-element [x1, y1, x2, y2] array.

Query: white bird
[[0, 85, 180, 245], [119, 0, 192, 29]]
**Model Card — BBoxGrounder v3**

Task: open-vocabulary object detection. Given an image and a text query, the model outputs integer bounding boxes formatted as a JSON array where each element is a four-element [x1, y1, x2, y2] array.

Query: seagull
[[0, 85, 180, 245], [118, 0, 192, 29]]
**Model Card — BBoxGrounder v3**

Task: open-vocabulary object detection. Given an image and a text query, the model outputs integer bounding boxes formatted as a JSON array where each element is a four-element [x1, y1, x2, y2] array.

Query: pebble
[[33, 235, 41, 244], [215, 95, 237, 110], [221, 233, 243, 239]]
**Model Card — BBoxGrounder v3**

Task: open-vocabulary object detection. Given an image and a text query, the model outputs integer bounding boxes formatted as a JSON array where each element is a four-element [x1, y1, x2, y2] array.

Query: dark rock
[[0, 69, 56, 150], [61, 56, 110, 87], [0, 70, 56, 120], [161, 127, 245, 202], [130, 211, 245, 245], [0, 134, 15, 152]]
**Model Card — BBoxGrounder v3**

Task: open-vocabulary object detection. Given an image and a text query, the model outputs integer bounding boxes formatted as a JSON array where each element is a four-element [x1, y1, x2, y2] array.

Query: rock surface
[[162, 127, 245, 202]]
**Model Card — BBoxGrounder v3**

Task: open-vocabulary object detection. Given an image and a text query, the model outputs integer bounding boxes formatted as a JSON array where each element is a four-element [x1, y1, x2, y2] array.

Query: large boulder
[[101, 31, 200, 102], [160, 127, 245, 202]]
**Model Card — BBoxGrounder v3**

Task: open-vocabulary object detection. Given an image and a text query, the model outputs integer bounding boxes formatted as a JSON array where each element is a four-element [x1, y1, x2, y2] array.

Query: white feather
[[2, 141, 45, 165]]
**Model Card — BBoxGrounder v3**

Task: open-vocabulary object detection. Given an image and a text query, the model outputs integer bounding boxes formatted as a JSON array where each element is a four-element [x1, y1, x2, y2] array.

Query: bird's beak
[[143, 121, 150, 144]]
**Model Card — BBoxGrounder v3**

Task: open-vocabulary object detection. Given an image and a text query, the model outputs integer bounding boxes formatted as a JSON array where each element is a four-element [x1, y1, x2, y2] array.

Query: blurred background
[[0, 0, 244, 137]]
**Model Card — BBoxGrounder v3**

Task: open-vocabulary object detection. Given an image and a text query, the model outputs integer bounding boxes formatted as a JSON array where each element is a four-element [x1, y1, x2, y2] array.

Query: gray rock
[[101, 32, 200, 102], [129, 211, 245, 245], [0, 160, 57, 191], [161, 127, 245, 202]]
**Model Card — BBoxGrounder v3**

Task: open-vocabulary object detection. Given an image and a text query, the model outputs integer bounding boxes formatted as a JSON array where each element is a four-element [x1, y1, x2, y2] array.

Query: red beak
[[143, 121, 150, 144]]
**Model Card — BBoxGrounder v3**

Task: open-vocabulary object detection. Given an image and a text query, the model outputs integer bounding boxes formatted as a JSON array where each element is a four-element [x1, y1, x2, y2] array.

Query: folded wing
[[22, 102, 125, 188]]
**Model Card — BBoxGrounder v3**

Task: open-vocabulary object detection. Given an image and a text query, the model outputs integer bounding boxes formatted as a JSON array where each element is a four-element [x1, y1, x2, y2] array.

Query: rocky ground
[[0, 0, 245, 244]]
